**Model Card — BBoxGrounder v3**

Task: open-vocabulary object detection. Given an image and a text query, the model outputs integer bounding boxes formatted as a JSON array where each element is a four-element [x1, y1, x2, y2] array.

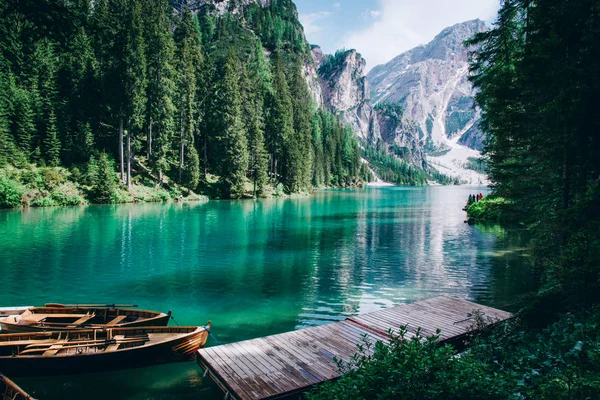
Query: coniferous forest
[[0, 0, 370, 206]]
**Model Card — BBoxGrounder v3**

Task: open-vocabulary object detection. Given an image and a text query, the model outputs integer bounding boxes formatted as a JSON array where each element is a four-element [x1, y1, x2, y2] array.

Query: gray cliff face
[[311, 47, 380, 142], [367, 19, 487, 151], [170, 0, 271, 14]]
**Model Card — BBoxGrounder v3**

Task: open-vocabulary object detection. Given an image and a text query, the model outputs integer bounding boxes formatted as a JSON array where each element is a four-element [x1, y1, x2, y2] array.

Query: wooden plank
[[66, 314, 96, 328], [105, 315, 127, 326], [198, 297, 512, 400], [199, 350, 254, 400], [203, 346, 258, 400]]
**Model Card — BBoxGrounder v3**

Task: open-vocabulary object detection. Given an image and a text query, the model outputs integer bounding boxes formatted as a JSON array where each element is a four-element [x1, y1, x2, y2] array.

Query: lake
[[0, 186, 534, 399]]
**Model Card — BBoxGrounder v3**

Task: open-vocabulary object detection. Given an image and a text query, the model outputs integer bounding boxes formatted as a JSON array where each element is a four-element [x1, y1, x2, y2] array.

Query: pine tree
[[144, 0, 176, 176], [91, 152, 117, 204], [0, 67, 11, 166], [122, 0, 147, 189], [241, 65, 268, 197], [174, 10, 202, 183], [311, 114, 324, 187], [213, 49, 249, 199], [286, 63, 314, 192], [12, 89, 36, 158], [182, 146, 200, 191], [77, 122, 94, 161], [62, 27, 99, 164], [265, 52, 293, 184], [43, 110, 61, 167]]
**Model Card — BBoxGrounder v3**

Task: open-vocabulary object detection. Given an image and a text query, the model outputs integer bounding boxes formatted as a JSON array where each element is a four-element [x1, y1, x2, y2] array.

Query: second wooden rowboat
[[0, 373, 35, 399], [0, 306, 171, 333], [0, 325, 210, 376]]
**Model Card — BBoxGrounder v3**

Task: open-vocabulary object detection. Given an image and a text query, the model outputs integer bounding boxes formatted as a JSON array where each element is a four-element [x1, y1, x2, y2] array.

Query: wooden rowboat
[[0, 373, 35, 399], [0, 325, 210, 376], [0, 306, 171, 333]]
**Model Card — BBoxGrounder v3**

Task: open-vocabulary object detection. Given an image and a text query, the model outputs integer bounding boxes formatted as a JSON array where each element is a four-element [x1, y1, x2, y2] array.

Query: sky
[[295, 0, 500, 71]]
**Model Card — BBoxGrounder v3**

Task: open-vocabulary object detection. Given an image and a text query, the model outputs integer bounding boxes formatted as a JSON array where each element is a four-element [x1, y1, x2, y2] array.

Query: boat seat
[[105, 315, 128, 326], [105, 335, 125, 352], [24, 314, 47, 323], [42, 344, 63, 356], [66, 314, 95, 328]]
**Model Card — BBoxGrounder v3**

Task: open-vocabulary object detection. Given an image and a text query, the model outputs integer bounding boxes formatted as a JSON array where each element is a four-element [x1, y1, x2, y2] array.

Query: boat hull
[[0, 327, 208, 377]]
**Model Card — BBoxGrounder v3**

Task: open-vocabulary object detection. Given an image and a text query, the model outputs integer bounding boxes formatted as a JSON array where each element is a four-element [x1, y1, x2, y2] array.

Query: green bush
[[19, 169, 44, 189], [0, 174, 24, 208], [51, 189, 85, 206], [31, 195, 57, 207], [307, 326, 514, 400], [467, 197, 512, 222], [40, 167, 65, 189], [151, 188, 170, 202]]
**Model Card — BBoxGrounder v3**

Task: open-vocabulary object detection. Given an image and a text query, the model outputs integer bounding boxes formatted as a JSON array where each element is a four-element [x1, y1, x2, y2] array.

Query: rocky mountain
[[367, 20, 488, 181], [310, 48, 429, 170], [310, 19, 488, 182]]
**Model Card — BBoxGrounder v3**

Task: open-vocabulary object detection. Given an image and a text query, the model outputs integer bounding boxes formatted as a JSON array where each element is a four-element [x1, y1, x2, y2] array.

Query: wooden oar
[[45, 303, 139, 308]]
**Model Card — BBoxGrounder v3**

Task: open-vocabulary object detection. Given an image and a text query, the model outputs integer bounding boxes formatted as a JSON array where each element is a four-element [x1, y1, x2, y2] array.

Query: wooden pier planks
[[197, 296, 512, 400]]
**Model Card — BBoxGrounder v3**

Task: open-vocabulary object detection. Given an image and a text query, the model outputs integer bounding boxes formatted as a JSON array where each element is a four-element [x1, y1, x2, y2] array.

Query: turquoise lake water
[[0, 186, 534, 399]]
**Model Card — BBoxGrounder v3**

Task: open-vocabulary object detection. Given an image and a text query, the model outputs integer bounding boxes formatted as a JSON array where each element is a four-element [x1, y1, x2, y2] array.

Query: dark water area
[[0, 186, 534, 399]]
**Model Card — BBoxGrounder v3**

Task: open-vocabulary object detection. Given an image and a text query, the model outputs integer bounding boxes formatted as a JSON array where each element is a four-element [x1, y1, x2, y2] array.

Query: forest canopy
[[0, 0, 370, 204]]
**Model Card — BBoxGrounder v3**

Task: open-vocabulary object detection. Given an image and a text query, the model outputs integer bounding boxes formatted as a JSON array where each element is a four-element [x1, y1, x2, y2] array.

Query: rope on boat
[[170, 315, 180, 326], [205, 327, 220, 345]]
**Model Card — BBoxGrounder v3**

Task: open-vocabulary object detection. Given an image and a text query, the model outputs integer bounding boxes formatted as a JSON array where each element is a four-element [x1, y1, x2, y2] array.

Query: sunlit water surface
[[0, 186, 534, 399]]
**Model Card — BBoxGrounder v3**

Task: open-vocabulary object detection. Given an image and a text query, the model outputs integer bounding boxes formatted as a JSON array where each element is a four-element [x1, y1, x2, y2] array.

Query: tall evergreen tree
[[91, 152, 117, 204], [265, 52, 293, 184], [311, 114, 324, 186], [241, 65, 268, 197], [43, 110, 61, 167], [174, 9, 202, 183], [144, 0, 176, 177], [213, 49, 249, 199], [122, 0, 147, 189], [286, 63, 313, 192], [11, 88, 36, 158]]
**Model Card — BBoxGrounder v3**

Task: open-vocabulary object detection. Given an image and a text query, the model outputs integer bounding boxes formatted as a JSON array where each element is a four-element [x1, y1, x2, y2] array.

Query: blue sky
[[295, 0, 500, 71]]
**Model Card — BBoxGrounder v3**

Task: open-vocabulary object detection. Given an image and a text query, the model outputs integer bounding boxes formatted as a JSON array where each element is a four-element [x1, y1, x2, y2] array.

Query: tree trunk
[[119, 118, 124, 184], [179, 109, 184, 183], [126, 129, 131, 191], [147, 117, 153, 160], [203, 136, 208, 178], [274, 158, 278, 184]]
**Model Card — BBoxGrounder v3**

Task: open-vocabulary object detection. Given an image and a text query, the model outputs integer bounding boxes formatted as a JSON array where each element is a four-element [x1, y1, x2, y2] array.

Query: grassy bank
[[0, 163, 207, 209]]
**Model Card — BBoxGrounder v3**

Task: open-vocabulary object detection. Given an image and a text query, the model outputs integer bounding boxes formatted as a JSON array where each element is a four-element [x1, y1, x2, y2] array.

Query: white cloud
[[368, 10, 383, 19], [344, 0, 499, 71], [333, 2, 341, 10], [299, 11, 332, 35]]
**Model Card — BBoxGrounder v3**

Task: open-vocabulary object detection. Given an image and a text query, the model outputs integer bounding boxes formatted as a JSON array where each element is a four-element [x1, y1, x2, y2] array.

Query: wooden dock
[[197, 296, 512, 400]]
